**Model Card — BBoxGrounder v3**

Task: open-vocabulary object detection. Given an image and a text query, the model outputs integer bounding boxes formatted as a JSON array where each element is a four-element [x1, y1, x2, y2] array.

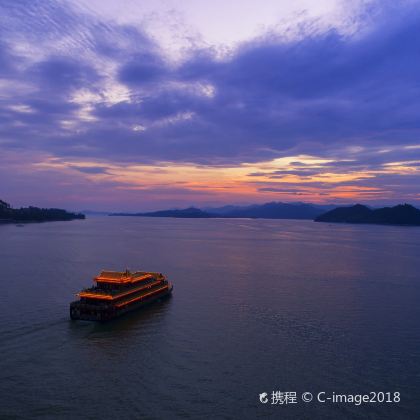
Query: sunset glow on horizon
[[1, 0, 420, 211]]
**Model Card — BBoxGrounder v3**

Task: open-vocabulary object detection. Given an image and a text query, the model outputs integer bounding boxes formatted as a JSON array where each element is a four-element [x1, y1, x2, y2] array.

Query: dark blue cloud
[[0, 41, 16, 76], [118, 53, 170, 85], [28, 56, 99, 91]]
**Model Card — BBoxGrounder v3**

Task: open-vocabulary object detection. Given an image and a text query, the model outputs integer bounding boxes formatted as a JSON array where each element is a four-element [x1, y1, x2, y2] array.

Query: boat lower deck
[[79, 278, 163, 301], [70, 283, 173, 321]]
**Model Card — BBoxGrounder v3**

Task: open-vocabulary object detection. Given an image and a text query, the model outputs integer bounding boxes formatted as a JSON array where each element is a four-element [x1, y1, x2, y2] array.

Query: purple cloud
[[0, 0, 419, 209]]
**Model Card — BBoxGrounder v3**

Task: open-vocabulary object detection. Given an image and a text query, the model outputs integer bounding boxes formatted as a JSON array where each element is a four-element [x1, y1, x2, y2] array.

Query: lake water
[[1, 216, 419, 419]]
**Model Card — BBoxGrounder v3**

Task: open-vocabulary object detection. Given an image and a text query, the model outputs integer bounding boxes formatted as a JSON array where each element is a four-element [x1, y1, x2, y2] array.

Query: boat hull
[[70, 285, 173, 321]]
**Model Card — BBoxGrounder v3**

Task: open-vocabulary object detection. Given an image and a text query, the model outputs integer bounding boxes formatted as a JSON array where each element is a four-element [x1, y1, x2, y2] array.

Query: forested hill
[[0, 199, 85, 223], [315, 204, 420, 226]]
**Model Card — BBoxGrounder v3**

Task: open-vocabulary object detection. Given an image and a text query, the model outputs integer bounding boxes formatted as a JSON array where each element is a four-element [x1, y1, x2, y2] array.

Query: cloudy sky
[[1, 0, 419, 211]]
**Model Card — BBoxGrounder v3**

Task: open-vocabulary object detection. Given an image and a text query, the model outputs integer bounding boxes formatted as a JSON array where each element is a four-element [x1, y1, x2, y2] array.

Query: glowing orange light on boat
[[78, 280, 163, 301], [115, 285, 169, 308], [78, 292, 114, 300], [95, 274, 154, 284]]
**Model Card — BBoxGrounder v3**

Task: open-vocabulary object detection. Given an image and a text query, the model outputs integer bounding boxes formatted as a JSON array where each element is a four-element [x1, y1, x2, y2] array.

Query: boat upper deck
[[94, 270, 164, 285], [77, 270, 167, 302]]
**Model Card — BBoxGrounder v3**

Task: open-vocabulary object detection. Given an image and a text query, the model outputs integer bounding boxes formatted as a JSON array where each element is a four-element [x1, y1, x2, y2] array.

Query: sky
[[0, 0, 420, 211]]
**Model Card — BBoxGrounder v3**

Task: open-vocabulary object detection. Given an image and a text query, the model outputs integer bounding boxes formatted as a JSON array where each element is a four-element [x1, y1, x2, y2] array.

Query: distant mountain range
[[0, 199, 85, 223], [111, 202, 335, 220], [111, 202, 420, 225], [3, 199, 417, 226], [315, 204, 420, 226], [116, 207, 213, 218]]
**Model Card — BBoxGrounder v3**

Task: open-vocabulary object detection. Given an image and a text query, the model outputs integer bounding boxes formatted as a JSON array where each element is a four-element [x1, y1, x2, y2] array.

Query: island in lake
[[0, 199, 85, 223], [315, 204, 420, 226]]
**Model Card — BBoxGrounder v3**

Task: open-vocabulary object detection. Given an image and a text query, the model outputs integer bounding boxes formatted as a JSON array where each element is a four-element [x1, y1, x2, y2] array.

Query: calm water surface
[[1, 217, 420, 419]]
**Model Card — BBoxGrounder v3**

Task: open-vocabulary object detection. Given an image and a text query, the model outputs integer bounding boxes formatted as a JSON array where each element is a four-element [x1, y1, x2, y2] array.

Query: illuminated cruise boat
[[70, 269, 173, 321]]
